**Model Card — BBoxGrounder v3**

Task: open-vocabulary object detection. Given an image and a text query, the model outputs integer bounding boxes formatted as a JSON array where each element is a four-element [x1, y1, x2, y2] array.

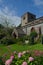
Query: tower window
[[31, 16, 33, 19], [23, 17, 25, 20]]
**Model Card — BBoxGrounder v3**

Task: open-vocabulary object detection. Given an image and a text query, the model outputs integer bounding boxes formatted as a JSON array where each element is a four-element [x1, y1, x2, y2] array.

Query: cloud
[[34, 0, 43, 6], [0, 6, 21, 27]]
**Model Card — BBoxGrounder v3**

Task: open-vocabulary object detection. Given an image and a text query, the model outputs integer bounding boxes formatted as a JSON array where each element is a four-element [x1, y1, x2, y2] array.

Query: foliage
[[7, 28, 13, 35], [0, 57, 4, 65], [29, 31, 38, 45], [0, 24, 4, 29], [18, 24, 21, 27], [0, 36, 16, 45], [30, 31, 37, 38], [16, 35, 29, 45], [0, 50, 43, 65], [0, 32, 6, 39], [41, 35, 43, 44], [0, 23, 14, 45]]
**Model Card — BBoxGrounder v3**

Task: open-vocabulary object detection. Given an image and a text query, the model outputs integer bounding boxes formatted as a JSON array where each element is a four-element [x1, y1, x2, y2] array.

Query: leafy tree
[[0, 24, 4, 29], [18, 24, 21, 27], [29, 30, 37, 45]]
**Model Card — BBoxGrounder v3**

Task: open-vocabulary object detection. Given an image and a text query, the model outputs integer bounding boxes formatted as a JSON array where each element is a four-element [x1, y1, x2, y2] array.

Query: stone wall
[[22, 23, 43, 35], [21, 12, 36, 26], [21, 13, 28, 26], [21, 17, 43, 35]]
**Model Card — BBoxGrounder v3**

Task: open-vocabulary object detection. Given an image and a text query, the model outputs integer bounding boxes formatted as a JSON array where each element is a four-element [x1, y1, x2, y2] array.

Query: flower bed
[[0, 50, 43, 65]]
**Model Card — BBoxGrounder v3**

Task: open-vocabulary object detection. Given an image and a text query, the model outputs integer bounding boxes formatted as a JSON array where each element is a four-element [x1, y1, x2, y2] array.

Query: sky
[[0, 0, 43, 26]]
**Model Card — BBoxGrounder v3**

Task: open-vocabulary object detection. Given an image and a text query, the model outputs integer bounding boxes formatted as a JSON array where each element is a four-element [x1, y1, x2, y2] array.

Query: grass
[[0, 43, 43, 56]]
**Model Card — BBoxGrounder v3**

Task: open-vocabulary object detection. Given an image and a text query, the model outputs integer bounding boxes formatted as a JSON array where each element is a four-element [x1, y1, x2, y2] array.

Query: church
[[12, 12, 43, 38]]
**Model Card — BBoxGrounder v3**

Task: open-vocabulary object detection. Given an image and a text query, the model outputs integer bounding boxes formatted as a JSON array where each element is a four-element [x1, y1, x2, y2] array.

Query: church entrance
[[13, 32, 17, 38]]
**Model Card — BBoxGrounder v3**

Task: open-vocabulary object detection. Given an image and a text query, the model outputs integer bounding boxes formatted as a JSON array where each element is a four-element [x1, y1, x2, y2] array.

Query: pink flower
[[29, 57, 34, 62], [5, 55, 14, 65], [10, 55, 14, 59], [18, 52, 22, 58], [22, 61, 27, 65], [34, 50, 41, 56], [5, 59, 12, 65]]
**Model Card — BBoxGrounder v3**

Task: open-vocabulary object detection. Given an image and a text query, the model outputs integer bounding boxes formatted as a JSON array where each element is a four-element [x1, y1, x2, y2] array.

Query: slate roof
[[12, 16, 43, 37], [21, 16, 43, 28], [16, 27, 26, 37]]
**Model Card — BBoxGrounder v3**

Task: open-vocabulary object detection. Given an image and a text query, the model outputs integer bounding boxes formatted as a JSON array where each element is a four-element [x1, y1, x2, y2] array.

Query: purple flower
[[34, 50, 41, 56], [29, 57, 34, 62], [18, 52, 22, 58], [22, 61, 27, 65], [5, 59, 12, 65], [10, 55, 14, 59]]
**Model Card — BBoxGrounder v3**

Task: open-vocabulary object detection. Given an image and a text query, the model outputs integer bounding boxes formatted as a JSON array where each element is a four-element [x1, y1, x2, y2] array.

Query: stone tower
[[21, 12, 36, 26]]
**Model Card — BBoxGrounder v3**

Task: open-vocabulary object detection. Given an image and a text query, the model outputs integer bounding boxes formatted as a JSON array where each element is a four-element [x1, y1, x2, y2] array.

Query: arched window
[[13, 32, 17, 38], [31, 27, 35, 32]]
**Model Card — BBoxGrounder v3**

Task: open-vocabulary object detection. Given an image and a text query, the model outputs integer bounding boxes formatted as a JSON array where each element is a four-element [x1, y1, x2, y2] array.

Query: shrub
[[0, 36, 16, 45], [29, 31, 38, 45], [0, 57, 4, 65], [2, 50, 43, 65], [18, 36, 29, 44], [0, 33, 6, 39]]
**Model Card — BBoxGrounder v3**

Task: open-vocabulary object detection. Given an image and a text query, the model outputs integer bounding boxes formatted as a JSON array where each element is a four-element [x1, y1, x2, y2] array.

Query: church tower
[[21, 12, 36, 26]]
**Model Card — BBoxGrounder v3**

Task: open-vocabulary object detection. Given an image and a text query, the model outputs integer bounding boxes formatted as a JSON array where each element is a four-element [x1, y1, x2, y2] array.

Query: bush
[[0, 36, 16, 45], [0, 57, 4, 65], [29, 31, 38, 45], [2, 50, 43, 65], [0, 33, 6, 39], [30, 31, 37, 38], [16, 36, 29, 45]]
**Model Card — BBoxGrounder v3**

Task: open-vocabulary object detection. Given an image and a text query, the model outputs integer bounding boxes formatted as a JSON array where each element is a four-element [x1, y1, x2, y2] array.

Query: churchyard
[[0, 24, 43, 65]]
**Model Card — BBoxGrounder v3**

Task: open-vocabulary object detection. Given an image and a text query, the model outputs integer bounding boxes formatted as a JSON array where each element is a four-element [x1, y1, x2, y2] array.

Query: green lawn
[[0, 43, 43, 56]]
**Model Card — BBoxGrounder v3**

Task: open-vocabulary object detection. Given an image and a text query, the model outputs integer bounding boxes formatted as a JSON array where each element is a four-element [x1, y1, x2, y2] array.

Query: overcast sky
[[0, 0, 43, 26]]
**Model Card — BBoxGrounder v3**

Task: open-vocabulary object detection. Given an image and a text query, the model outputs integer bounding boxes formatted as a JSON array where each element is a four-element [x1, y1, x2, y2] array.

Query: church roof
[[21, 16, 43, 28], [21, 12, 36, 17], [12, 15, 43, 38], [16, 27, 26, 35]]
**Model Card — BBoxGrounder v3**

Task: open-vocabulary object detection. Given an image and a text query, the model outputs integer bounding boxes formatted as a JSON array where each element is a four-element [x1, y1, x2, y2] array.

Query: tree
[[29, 30, 37, 45], [0, 24, 4, 29]]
